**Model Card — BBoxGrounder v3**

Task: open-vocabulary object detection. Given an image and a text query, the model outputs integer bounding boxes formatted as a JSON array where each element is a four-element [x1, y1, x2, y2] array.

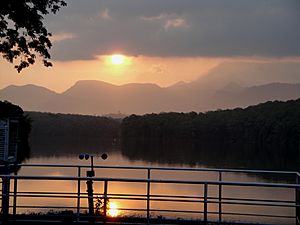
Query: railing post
[[1, 164, 10, 223], [203, 182, 208, 225], [218, 171, 222, 222], [103, 180, 108, 218], [13, 171, 18, 217], [1, 176, 10, 222], [86, 178, 94, 217], [77, 166, 81, 221], [296, 175, 300, 225], [147, 168, 151, 224]]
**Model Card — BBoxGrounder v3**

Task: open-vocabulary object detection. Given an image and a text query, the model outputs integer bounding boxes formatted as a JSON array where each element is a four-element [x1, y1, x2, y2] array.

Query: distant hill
[[0, 84, 59, 111], [1, 61, 300, 114], [43, 80, 170, 114], [212, 83, 300, 109], [1, 80, 300, 114], [194, 61, 300, 89]]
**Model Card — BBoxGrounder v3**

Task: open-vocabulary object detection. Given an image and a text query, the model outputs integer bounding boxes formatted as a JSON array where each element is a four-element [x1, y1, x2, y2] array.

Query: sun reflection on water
[[108, 202, 119, 217]]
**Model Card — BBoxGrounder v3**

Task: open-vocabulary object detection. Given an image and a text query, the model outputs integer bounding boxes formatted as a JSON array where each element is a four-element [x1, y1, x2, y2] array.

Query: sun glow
[[108, 202, 119, 217], [110, 54, 125, 65]]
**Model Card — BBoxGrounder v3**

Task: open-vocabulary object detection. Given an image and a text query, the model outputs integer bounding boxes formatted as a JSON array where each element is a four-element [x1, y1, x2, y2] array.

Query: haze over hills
[[1, 62, 300, 115], [194, 61, 300, 89], [0, 84, 59, 112], [2, 81, 300, 115]]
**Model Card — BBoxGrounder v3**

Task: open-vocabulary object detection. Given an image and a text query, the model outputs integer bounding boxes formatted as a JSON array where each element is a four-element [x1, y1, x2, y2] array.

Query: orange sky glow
[[1, 0, 300, 94], [0, 55, 222, 92]]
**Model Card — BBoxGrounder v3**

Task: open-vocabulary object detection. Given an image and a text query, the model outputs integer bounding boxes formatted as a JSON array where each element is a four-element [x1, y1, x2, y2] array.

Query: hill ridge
[[1, 80, 300, 115]]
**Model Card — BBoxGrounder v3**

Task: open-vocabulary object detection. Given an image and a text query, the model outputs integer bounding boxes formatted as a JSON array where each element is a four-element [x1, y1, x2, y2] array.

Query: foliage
[[121, 99, 300, 170], [95, 196, 109, 216], [27, 111, 120, 138], [26, 111, 121, 156], [0, 0, 66, 72]]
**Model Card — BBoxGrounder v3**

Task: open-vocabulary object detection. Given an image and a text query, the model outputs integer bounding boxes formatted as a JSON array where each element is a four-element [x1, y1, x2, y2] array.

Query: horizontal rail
[[150, 208, 202, 214], [216, 211, 295, 219], [6, 192, 297, 209], [2, 174, 300, 188], [2, 163, 299, 177], [207, 199, 298, 208], [209, 196, 295, 204], [10, 205, 80, 210], [1, 164, 299, 225], [9, 204, 297, 219]]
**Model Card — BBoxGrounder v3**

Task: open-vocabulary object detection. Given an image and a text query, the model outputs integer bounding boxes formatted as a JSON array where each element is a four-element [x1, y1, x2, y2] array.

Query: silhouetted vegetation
[[121, 99, 300, 171], [1, 0, 66, 72], [15, 99, 300, 171], [27, 112, 121, 156]]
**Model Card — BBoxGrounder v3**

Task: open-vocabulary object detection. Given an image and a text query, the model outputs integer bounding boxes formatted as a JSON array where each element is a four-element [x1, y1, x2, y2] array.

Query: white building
[[0, 118, 19, 164]]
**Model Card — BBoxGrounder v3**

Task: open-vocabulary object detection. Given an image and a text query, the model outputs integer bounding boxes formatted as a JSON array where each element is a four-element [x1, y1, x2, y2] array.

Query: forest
[[4, 99, 300, 170], [121, 99, 300, 170], [26, 112, 121, 156]]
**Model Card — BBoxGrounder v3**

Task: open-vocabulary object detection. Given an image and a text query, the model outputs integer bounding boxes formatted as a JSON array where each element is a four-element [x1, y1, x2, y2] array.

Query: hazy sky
[[1, 0, 300, 92]]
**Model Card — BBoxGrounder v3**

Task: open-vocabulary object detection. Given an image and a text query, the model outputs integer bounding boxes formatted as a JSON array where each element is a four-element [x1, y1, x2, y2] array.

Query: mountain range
[[1, 62, 300, 115]]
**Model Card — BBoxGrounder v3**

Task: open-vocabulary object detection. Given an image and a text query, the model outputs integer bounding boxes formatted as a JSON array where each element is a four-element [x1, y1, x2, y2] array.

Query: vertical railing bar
[[1, 175, 10, 222], [296, 174, 300, 225], [147, 168, 151, 225], [13, 171, 18, 217], [77, 166, 81, 221], [103, 180, 108, 218], [2, 166, 300, 224], [0, 178, 1, 213], [204, 183, 208, 225], [218, 171, 222, 222]]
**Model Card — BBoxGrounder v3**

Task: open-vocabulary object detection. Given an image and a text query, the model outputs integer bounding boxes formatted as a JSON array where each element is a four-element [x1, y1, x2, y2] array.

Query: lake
[[14, 142, 296, 225]]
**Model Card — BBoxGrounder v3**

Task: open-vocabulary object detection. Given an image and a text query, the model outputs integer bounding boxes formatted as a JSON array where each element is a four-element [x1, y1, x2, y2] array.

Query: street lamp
[[79, 153, 108, 217]]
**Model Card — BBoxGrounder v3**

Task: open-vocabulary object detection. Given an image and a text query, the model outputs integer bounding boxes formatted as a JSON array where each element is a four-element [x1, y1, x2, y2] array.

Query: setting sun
[[108, 202, 119, 217], [111, 54, 125, 65]]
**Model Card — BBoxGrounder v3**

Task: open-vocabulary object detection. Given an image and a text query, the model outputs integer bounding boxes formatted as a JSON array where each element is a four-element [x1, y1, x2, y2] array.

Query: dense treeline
[[5, 99, 300, 170], [121, 99, 300, 170], [27, 112, 121, 156]]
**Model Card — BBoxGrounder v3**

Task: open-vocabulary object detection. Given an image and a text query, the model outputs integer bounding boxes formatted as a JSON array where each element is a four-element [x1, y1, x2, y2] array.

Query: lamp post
[[79, 153, 108, 217]]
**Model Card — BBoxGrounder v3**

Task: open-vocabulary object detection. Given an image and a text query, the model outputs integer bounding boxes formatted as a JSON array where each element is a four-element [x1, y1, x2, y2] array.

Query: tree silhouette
[[122, 99, 300, 170], [0, 0, 66, 72]]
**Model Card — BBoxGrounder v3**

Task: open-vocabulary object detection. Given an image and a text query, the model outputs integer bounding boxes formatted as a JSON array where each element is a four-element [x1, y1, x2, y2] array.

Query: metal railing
[[1, 164, 300, 224]]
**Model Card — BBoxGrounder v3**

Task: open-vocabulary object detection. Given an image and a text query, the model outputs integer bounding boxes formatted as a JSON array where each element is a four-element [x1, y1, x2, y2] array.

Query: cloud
[[164, 18, 188, 29], [48, 0, 300, 61], [141, 13, 189, 30], [150, 64, 165, 74], [50, 32, 75, 43], [140, 14, 165, 22], [98, 8, 111, 20]]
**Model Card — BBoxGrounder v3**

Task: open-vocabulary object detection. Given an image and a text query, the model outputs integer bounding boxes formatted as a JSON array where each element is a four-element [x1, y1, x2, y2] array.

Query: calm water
[[15, 151, 296, 225]]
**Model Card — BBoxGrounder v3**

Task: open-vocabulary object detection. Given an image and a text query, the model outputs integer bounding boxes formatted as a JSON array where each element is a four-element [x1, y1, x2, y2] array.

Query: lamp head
[[79, 153, 90, 160], [101, 153, 108, 160], [79, 153, 85, 160]]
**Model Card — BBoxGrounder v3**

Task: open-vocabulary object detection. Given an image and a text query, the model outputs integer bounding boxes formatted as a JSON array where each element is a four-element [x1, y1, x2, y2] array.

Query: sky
[[1, 0, 300, 92]]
